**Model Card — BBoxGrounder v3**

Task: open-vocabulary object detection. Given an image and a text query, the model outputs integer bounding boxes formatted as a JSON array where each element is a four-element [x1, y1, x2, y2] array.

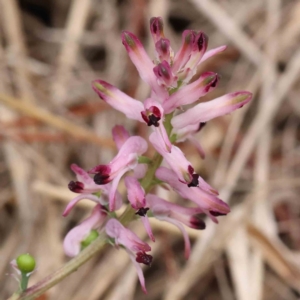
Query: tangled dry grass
[[1, 0, 300, 299]]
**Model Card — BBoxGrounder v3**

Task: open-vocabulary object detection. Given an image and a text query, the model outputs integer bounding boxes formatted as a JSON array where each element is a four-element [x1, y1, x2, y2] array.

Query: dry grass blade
[[247, 223, 300, 293], [0, 93, 115, 148], [51, 0, 92, 105]]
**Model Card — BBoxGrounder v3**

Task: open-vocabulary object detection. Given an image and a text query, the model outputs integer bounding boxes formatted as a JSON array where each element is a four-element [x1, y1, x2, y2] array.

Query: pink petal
[[156, 167, 229, 215], [153, 60, 177, 88], [200, 45, 227, 63], [172, 30, 195, 73], [106, 219, 151, 253], [163, 72, 219, 114], [155, 38, 172, 63], [128, 251, 148, 294], [121, 31, 168, 101], [112, 125, 130, 150], [157, 215, 191, 260], [150, 132, 193, 184], [92, 80, 144, 121], [183, 32, 208, 71], [63, 194, 106, 217], [141, 216, 155, 242], [133, 164, 148, 179], [125, 176, 146, 209], [172, 91, 253, 129], [63, 204, 106, 257], [71, 164, 93, 184], [109, 167, 128, 211], [89, 136, 148, 179]]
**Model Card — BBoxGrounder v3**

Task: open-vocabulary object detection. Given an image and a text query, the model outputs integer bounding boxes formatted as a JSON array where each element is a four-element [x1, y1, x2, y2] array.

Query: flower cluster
[[63, 17, 252, 293]]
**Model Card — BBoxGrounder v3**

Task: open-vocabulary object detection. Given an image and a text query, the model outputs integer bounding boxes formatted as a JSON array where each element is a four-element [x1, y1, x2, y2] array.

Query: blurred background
[[1, 0, 300, 299]]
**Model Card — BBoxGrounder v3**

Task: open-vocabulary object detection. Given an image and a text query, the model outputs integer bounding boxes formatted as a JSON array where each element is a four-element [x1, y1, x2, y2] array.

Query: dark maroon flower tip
[[190, 216, 206, 230], [188, 165, 194, 174], [187, 174, 199, 187], [136, 252, 153, 266], [94, 173, 110, 185], [196, 32, 208, 52], [197, 122, 207, 132], [68, 181, 84, 193], [150, 17, 164, 35], [141, 106, 161, 127], [209, 210, 227, 217], [135, 207, 149, 217]]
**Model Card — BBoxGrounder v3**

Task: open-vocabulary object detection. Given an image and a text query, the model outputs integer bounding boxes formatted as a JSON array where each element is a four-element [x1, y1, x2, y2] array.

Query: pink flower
[[153, 60, 178, 88], [63, 204, 107, 257], [106, 219, 152, 293], [68, 163, 106, 194], [121, 31, 168, 101], [141, 98, 171, 152], [92, 80, 144, 122], [163, 72, 219, 114], [125, 176, 146, 209], [171, 91, 253, 129], [155, 38, 173, 64], [88, 136, 148, 211], [64, 164, 122, 216], [156, 167, 229, 222], [125, 176, 155, 242], [149, 17, 165, 44], [112, 125, 130, 150], [149, 132, 199, 186], [145, 194, 205, 259]]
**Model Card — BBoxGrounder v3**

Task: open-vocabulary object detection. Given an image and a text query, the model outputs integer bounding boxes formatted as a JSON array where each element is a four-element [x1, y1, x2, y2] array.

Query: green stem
[[20, 273, 29, 292], [8, 234, 107, 300]]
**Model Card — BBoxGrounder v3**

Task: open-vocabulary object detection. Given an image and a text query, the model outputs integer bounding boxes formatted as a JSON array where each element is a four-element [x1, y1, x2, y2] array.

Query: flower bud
[[150, 17, 164, 43]]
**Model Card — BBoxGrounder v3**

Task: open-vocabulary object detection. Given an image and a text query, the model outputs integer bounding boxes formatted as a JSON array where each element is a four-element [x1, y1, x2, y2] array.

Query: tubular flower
[[106, 219, 152, 293], [145, 194, 205, 259], [112, 125, 130, 150], [64, 164, 123, 216], [172, 91, 253, 129], [125, 176, 155, 242], [121, 31, 168, 100], [156, 167, 229, 222], [89, 136, 148, 211], [63, 204, 107, 257], [149, 131, 199, 186]]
